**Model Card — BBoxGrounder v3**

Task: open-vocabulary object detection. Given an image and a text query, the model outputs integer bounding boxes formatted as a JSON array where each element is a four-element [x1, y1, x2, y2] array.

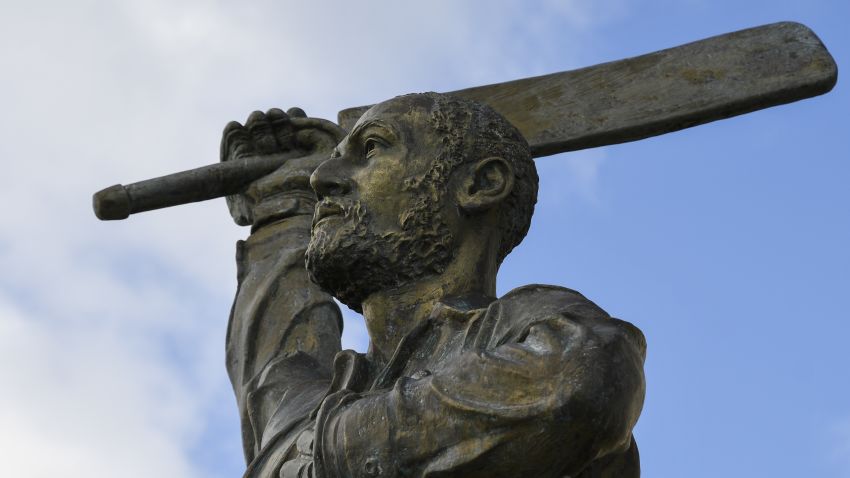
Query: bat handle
[[93, 184, 133, 220], [92, 155, 288, 220]]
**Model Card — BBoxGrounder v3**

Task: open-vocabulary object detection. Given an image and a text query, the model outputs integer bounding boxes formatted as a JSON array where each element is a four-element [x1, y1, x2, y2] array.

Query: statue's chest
[[369, 307, 487, 391]]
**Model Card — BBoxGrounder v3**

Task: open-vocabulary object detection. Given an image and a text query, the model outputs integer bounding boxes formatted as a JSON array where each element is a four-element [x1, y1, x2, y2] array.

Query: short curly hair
[[403, 92, 538, 264]]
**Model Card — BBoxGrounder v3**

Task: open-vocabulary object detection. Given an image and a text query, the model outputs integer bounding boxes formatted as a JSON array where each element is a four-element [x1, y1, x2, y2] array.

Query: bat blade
[[338, 22, 837, 158]]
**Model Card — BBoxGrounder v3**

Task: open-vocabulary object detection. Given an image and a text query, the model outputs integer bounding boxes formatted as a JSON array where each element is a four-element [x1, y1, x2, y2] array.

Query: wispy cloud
[[0, 1, 619, 475], [0, 295, 204, 477], [537, 149, 608, 208]]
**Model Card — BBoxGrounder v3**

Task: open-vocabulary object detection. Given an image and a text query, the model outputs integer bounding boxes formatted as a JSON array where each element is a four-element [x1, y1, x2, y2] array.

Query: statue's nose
[[310, 160, 352, 200]]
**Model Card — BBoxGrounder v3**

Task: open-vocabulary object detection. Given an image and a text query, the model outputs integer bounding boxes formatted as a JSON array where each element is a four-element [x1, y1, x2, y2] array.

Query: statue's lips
[[313, 202, 345, 227]]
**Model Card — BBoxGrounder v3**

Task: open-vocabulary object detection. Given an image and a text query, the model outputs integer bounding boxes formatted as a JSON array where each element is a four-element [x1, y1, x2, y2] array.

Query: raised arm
[[221, 108, 346, 463]]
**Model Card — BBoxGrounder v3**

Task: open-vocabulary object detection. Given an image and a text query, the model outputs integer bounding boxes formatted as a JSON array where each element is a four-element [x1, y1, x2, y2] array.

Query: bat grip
[[92, 155, 287, 220]]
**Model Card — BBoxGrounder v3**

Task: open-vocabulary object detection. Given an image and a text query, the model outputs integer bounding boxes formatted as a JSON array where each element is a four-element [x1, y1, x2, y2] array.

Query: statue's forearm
[[226, 215, 342, 462]]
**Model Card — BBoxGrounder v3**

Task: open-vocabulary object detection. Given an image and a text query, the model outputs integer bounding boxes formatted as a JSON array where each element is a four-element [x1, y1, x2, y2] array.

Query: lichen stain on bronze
[[680, 68, 727, 85]]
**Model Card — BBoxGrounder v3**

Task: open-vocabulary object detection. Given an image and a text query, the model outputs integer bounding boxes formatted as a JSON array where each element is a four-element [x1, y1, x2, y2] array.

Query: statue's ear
[[455, 157, 515, 213]]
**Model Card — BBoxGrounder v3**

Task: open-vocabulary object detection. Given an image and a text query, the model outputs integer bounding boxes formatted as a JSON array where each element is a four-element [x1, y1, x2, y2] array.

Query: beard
[[305, 195, 454, 313]]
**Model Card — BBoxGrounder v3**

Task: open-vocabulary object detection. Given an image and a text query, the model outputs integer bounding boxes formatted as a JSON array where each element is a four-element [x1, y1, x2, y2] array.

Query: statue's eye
[[364, 138, 380, 159]]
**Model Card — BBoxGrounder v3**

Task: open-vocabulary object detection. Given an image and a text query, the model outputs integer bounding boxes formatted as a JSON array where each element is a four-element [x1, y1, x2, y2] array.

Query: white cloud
[[0, 1, 621, 475], [0, 296, 203, 477], [538, 149, 608, 207]]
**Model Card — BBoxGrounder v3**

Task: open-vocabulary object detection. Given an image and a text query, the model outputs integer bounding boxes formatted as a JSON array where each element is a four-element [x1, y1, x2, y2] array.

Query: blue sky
[[0, 1, 847, 477]]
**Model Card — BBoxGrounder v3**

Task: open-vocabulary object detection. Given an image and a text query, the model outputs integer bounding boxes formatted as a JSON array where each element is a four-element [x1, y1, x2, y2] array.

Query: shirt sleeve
[[312, 293, 646, 478], [227, 214, 343, 463]]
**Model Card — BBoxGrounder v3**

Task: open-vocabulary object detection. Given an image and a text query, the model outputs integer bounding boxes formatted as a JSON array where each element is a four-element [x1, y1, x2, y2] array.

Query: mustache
[[311, 199, 363, 228]]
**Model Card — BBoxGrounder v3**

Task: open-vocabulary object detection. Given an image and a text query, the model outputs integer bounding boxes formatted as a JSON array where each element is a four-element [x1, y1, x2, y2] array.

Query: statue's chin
[[306, 221, 371, 312], [306, 200, 455, 312]]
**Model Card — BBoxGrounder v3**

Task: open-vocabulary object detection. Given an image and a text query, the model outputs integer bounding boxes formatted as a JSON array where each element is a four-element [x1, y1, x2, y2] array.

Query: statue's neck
[[361, 241, 498, 364]]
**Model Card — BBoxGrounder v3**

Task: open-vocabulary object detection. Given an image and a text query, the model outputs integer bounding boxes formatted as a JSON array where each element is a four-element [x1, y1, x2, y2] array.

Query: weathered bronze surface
[[92, 22, 836, 220], [89, 22, 838, 478], [339, 22, 836, 156], [225, 93, 645, 477]]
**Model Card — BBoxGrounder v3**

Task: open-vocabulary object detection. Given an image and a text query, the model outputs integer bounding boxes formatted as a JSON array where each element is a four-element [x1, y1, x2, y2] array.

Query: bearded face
[[305, 94, 477, 311], [305, 185, 454, 312]]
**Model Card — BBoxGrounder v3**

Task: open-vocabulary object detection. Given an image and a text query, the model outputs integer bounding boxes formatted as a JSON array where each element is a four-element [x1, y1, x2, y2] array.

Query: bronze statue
[[91, 22, 837, 478], [223, 93, 646, 477]]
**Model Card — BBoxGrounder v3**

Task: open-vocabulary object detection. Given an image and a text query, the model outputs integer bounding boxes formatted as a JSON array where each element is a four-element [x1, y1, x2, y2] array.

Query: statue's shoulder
[[493, 284, 645, 350], [496, 283, 609, 320]]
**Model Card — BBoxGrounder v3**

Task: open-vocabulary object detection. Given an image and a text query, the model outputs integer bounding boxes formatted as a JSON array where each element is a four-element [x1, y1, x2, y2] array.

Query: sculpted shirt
[[226, 216, 646, 478]]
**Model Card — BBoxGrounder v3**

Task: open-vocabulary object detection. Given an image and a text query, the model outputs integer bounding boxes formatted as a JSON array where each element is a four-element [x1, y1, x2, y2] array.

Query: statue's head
[[306, 92, 537, 311]]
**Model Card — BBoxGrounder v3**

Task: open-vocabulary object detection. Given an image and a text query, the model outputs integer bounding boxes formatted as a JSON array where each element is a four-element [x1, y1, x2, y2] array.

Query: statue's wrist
[[244, 213, 313, 251], [249, 195, 316, 231]]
